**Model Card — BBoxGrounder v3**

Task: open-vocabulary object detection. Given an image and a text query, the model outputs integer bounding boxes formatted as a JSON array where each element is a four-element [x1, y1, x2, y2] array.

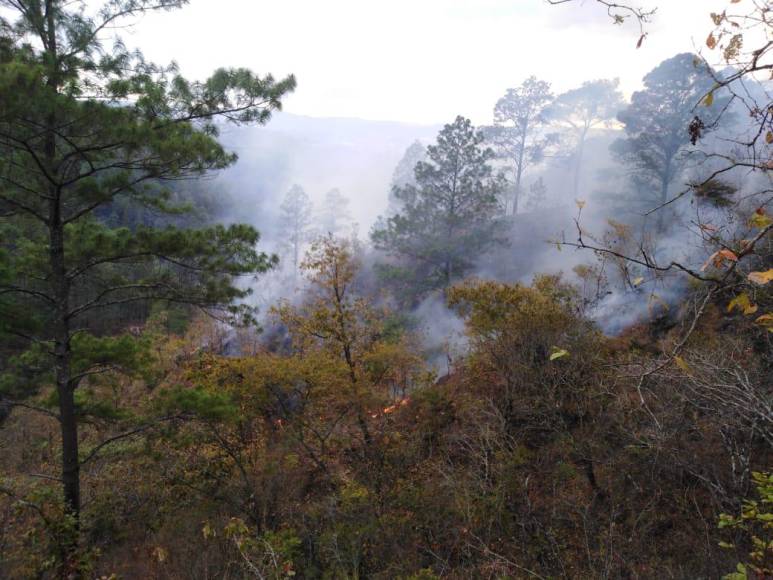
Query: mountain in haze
[[214, 113, 442, 239]]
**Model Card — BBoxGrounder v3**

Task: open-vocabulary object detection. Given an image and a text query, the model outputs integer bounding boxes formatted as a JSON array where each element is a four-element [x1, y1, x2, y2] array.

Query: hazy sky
[[122, 0, 727, 125]]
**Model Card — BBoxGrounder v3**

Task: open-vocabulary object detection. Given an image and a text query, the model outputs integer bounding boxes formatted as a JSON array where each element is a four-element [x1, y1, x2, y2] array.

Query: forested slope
[[0, 1, 771, 579]]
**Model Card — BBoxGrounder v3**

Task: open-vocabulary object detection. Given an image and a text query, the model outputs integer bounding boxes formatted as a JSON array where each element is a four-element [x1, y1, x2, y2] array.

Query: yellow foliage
[[755, 313, 773, 332], [674, 356, 693, 375], [549, 347, 570, 361], [748, 269, 773, 285], [727, 293, 758, 315], [749, 211, 772, 229], [447, 276, 602, 392]]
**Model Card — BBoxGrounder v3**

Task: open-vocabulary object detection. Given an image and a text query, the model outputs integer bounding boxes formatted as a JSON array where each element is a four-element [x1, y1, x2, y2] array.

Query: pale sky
[[121, 0, 726, 125]]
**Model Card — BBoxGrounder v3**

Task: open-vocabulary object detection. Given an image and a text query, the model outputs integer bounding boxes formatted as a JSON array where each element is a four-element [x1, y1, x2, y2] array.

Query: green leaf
[[158, 385, 238, 422], [549, 347, 569, 361]]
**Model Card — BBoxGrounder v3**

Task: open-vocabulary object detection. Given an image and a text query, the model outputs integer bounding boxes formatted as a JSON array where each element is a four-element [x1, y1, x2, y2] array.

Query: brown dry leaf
[[718, 249, 738, 262], [701, 252, 718, 271], [706, 32, 717, 49], [724, 34, 743, 61], [703, 249, 737, 270]]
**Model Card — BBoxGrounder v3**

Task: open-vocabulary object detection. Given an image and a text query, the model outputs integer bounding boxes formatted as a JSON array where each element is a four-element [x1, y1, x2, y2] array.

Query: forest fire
[[0, 0, 770, 578], [371, 397, 411, 419]]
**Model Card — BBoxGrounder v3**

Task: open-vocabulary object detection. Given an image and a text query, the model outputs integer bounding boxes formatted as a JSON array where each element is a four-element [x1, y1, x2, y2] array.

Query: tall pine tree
[[487, 77, 554, 216], [547, 79, 623, 198], [610, 53, 722, 231], [371, 116, 504, 303], [279, 184, 314, 278], [0, 0, 295, 554]]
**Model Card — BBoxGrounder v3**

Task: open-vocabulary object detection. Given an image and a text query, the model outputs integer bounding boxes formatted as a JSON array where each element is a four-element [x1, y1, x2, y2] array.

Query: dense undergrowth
[[1, 237, 770, 579]]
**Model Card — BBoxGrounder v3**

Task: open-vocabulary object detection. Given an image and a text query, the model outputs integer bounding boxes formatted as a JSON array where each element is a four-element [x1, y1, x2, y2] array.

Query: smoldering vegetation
[[204, 56, 768, 361], [1, 1, 772, 578]]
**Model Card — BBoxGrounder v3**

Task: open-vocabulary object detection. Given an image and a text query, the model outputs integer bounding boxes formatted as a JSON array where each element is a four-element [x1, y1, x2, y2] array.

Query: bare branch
[[546, 0, 655, 37], [79, 414, 186, 466]]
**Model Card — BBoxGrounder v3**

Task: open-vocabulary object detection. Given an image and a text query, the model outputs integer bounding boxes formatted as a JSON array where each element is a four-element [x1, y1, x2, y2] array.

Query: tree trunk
[[513, 147, 525, 216], [51, 212, 80, 523], [572, 127, 588, 199], [58, 378, 80, 518], [512, 119, 531, 217], [657, 158, 672, 233], [51, 200, 81, 577], [43, 0, 82, 544], [293, 237, 299, 285]]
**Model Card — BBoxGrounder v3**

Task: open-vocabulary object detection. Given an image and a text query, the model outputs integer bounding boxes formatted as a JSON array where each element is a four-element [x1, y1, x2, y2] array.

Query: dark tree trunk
[[44, 0, 82, 540], [51, 207, 80, 523], [58, 378, 80, 517]]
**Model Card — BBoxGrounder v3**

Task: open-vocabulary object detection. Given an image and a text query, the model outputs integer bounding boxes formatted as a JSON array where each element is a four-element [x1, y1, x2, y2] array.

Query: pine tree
[[279, 184, 314, 278], [547, 79, 624, 198], [318, 188, 352, 236], [0, 0, 295, 554], [610, 53, 722, 231], [525, 177, 549, 211], [371, 116, 504, 303], [387, 141, 426, 214], [487, 77, 554, 215]]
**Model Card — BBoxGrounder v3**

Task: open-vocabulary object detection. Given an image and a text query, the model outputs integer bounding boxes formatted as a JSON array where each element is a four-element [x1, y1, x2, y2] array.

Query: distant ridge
[[215, 113, 442, 234]]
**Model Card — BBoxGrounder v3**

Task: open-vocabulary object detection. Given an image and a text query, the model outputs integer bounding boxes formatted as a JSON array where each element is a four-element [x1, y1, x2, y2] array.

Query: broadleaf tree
[[0, 0, 295, 549]]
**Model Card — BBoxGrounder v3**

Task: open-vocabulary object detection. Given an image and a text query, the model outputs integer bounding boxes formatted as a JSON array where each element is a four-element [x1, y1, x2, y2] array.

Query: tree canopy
[[279, 184, 314, 277], [1, 2, 771, 579], [610, 53, 721, 231], [548, 78, 624, 197], [371, 116, 504, 303], [487, 76, 554, 215]]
